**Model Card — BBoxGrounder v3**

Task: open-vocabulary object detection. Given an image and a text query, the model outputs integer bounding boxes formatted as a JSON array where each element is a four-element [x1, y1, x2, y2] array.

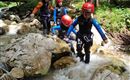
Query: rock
[[0, 62, 17, 80], [0, 74, 16, 80], [4, 20, 12, 25], [91, 62, 128, 80], [1, 33, 71, 78], [9, 15, 21, 22], [4, 33, 53, 76], [17, 23, 30, 34], [10, 68, 24, 78], [6, 21, 21, 35], [0, 16, 42, 35], [0, 19, 8, 28], [53, 56, 76, 69], [52, 38, 70, 53], [29, 19, 42, 29], [0, 62, 10, 77]]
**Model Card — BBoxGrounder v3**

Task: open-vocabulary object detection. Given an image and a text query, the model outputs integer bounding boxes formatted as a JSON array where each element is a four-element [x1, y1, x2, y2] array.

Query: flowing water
[[42, 53, 130, 80], [51, 55, 111, 80], [0, 22, 130, 80], [41, 27, 130, 80]]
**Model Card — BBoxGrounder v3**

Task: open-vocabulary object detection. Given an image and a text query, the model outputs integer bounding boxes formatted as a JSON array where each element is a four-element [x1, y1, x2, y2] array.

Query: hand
[[101, 39, 108, 46], [51, 23, 57, 27], [64, 35, 67, 38], [30, 14, 35, 18], [63, 37, 69, 42], [103, 39, 108, 44], [52, 35, 57, 39], [54, 23, 57, 26]]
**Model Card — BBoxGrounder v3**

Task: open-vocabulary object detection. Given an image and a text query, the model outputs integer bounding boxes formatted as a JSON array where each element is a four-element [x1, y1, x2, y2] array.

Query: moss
[[102, 58, 127, 75]]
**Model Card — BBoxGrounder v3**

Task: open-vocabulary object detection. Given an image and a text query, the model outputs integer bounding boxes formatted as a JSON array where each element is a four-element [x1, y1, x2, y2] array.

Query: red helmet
[[56, 0, 63, 3], [61, 15, 73, 27], [82, 2, 94, 13]]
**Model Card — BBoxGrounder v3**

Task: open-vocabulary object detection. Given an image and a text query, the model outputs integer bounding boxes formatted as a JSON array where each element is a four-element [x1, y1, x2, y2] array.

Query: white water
[[7, 22, 22, 35], [47, 26, 130, 80], [52, 54, 111, 80], [50, 52, 130, 80]]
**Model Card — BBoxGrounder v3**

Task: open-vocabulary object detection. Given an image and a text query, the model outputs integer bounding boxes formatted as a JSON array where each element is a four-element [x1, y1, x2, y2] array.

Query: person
[[51, 15, 77, 53], [53, 0, 68, 26], [30, 0, 53, 35], [66, 2, 108, 64]]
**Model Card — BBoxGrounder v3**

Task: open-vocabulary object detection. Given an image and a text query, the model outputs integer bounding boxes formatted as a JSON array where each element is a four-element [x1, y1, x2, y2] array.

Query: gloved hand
[[101, 39, 108, 46], [104, 39, 108, 43], [53, 23, 57, 26], [30, 14, 35, 18], [52, 34, 57, 39], [63, 37, 71, 43], [51, 22, 57, 27]]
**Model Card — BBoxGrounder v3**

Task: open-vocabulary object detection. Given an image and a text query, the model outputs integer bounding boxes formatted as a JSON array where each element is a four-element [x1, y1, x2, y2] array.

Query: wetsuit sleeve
[[92, 18, 107, 40], [67, 18, 78, 36], [72, 29, 77, 35], [64, 8, 68, 15], [53, 8, 57, 23], [32, 2, 43, 14], [51, 25, 61, 34]]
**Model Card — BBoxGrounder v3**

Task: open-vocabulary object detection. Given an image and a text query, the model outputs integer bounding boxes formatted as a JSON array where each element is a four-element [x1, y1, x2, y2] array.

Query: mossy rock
[[91, 58, 129, 80]]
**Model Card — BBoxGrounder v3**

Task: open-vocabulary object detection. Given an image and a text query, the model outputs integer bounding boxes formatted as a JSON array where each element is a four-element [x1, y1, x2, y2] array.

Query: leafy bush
[[95, 2, 130, 32], [0, 2, 7, 7], [0, 1, 17, 8], [72, 0, 83, 10]]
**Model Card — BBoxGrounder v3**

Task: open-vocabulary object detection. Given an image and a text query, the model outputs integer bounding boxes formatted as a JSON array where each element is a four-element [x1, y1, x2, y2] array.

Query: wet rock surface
[[0, 33, 76, 79]]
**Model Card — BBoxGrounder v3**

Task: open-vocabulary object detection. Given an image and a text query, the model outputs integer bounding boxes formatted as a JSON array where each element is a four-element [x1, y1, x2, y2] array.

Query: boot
[[43, 29, 48, 36], [84, 53, 90, 64], [70, 43, 75, 55], [77, 52, 84, 62], [71, 47, 75, 55]]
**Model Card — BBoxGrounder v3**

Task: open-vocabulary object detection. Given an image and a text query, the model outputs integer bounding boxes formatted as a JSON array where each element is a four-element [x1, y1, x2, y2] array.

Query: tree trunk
[[96, 0, 100, 7], [86, 0, 99, 7]]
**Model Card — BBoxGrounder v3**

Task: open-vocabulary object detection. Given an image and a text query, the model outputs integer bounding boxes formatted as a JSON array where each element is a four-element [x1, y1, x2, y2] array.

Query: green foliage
[[95, 2, 130, 32], [73, 0, 83, 10], [8, 2, 17, 7], [125, 17, 130, 30], [0, 1, 17, 8], [16, 0, 38, 16], [0, 2, 8, 7]]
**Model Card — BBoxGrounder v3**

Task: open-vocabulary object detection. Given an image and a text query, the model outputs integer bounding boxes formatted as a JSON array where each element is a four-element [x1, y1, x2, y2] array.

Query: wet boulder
[[53, 56, 76, 69], [0, 33, 75, 78]]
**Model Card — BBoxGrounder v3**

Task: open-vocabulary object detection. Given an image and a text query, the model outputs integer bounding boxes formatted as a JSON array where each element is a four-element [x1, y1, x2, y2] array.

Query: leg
[[84, 40, 93, 64], [41, 16, 50, 35], [69, 42, 75, 55], [70, 43, 75, 54], [76, 37, 84, 62], [41, 19, 48, 35], [47, 18, 51, 34]]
